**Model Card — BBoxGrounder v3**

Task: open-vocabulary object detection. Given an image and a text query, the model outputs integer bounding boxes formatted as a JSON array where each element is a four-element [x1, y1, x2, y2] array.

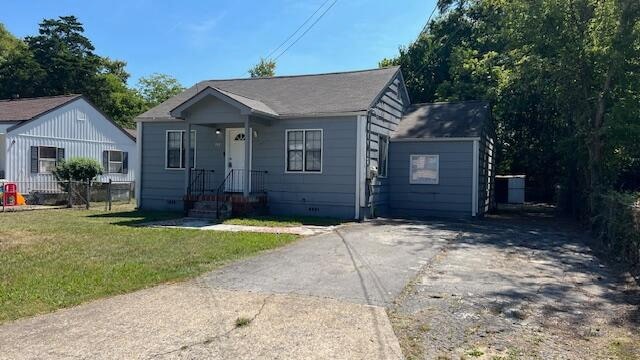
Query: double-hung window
[[103, 150, 128, 174], [166, 130, 196, 169], [38, 146, 58, 173], [286, 129, 322, 173]]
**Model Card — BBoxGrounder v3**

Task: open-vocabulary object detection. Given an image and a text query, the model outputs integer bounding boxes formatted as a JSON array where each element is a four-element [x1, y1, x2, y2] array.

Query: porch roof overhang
[[169, 86, 279, 120]]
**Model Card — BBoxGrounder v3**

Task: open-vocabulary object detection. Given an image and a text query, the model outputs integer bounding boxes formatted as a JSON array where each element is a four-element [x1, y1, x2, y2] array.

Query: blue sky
[[1, 0, 435, 86]]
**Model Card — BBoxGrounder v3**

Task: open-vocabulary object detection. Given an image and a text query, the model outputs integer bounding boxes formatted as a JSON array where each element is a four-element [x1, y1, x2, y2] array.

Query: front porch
[[170, 86, 278, 218], [183, 168, 269, 219]]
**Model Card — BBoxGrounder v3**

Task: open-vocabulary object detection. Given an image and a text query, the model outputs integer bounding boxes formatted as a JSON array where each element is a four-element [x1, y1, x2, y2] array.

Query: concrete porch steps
[[188, 200, 231, 219]]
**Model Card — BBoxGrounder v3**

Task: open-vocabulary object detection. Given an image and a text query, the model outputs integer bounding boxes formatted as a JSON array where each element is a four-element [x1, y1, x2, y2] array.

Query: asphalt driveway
[[202, 220, 451, 305], [0, 220, 456, 360]]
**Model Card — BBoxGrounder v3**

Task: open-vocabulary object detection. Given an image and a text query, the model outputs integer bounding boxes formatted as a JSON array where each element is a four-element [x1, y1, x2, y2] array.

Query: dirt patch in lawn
[[388, 213, 640, 360], [0, 229, 55, 249]]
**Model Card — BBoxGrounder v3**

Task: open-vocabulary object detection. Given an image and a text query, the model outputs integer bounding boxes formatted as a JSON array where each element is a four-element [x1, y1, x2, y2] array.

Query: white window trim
[[284, 129, 323, 174], [409, 154, 440, 185], [38, 146, 58, 174], [107, 150, 124, 174], [377, 135, 389, 178], [164, 130, 197, 170]]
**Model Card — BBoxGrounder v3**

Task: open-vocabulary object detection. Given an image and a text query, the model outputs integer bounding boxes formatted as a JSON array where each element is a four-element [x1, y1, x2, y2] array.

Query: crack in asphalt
[[146, 294, 274, 359]]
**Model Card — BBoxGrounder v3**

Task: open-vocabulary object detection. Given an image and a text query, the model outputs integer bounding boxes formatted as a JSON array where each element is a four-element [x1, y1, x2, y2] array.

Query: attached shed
[[387, 101, 495, 218]]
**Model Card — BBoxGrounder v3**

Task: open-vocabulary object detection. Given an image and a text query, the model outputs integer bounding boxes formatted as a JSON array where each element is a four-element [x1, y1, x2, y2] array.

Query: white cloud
[[182, 13, 226, 49]]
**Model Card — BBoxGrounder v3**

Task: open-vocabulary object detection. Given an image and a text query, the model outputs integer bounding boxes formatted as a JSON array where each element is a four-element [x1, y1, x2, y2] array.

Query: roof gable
[[3, 95, 135, 142], [170, 86, 278, 119], [138, 67, 401, 120]]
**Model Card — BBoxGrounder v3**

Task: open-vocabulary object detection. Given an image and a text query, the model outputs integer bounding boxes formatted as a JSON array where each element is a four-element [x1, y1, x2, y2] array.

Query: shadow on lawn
[[87, 210, 183, 226]]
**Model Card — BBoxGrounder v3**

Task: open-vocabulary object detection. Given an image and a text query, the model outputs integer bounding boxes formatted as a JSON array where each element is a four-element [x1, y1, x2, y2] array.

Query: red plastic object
[[3, 183, 17, 207]]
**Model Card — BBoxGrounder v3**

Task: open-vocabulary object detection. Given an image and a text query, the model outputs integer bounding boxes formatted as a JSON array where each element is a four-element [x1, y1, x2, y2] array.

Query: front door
[[225, 128, 251, 192]]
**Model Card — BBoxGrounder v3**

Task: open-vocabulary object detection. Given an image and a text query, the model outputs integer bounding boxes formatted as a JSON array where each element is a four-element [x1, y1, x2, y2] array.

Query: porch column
[[184, 121, 192, 196], [243, 115, 250, 196]]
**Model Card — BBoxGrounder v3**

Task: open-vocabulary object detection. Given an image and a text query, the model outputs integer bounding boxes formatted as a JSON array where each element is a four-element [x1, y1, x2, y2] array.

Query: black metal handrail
[[189, 169, 215, 196], [215, 169, 268, 218]]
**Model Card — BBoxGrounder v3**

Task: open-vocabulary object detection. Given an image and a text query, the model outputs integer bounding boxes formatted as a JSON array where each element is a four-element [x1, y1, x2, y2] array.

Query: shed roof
[[0, 95, 81, 122], [138, 66, 402, 120], [392, 101, 490, 139]]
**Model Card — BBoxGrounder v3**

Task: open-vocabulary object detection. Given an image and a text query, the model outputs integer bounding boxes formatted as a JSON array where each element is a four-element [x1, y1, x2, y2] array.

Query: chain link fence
[[1, 180, 134, 211]]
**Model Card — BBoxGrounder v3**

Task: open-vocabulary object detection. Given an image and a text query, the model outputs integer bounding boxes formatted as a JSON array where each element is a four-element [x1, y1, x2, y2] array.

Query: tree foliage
[[0, 16, 184, 128], [384, 0, 640, 216], [249, 58, 276, 77], [137, 73, 185, 107]]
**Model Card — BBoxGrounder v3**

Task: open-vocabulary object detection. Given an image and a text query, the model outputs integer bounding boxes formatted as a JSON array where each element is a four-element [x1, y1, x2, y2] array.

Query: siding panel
[[388, 141, 474, 219]]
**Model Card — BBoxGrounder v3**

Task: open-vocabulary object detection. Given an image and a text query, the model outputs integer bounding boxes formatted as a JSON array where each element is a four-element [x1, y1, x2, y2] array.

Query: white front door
[[225, 128, 251, 192]]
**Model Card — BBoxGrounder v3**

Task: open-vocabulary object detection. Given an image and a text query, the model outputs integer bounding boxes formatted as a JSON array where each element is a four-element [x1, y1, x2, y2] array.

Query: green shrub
[[53, 157, 103, 182]]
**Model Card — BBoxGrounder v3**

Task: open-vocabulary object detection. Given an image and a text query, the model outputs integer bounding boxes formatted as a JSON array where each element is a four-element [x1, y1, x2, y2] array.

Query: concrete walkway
[[145, 217, 336, 236], [0, 220, 456, 359]]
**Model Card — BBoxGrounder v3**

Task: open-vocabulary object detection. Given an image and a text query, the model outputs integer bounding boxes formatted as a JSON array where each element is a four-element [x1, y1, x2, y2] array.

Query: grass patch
[[609, 338, 638, 360], [0, 205, 297, 324], [223, 215, 346, 227], [467, 348, 484, 357], [235, 316, 252, 327]]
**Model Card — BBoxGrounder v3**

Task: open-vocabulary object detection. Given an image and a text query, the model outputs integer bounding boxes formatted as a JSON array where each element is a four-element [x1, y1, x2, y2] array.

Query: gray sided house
[[136, 67, 494, 219], [0, 95, 137, 191]]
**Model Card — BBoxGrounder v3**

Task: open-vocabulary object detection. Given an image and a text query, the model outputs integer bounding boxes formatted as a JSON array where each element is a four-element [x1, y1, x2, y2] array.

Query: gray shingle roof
[[0, 95, 81, 122], [138, 67, 401, 120], [392, 101, 490, 139]]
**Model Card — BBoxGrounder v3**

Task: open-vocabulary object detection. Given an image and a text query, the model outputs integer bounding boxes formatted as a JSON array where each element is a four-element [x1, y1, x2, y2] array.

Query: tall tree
[[136, 73, 184, 107], [248, 58, 276, 77], [25, 16, 101, 96]]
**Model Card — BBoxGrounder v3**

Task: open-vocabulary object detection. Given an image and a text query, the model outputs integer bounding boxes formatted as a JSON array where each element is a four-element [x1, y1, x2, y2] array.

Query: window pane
[[288, 131, 303, 150], [304, 130, 321, 171], [167, 132, 182, 168], [379, 136, 388, 177], [305, 130, 321, 150], [39, 160, 56, 173], [305, 150, 321, 171], [110, 151, 123, 162], [39, 147, 57, 159], [288, 150, 303, 171], [109, 162, 123, 173]]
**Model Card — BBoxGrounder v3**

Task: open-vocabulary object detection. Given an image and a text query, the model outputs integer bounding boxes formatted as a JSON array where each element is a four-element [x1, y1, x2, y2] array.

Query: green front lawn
[[0, 205, 298, 324], [222, 215, 347, 227]]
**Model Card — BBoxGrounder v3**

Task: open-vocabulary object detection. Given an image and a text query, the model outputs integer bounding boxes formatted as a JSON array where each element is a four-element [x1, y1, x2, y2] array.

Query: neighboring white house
[[0, 95, 136, 191]]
